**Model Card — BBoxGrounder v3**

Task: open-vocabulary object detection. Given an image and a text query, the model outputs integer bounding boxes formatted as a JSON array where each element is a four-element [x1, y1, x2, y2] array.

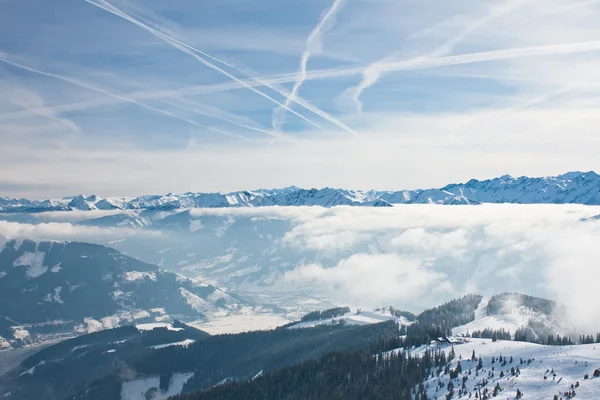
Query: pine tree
[[493, 383, 501, 396]]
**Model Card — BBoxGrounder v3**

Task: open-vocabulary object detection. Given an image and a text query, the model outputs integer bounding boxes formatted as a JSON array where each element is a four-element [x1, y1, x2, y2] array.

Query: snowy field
[[401, 339, 600, 399], [120, 372, 193, 400], [190, 313, 292, 335]]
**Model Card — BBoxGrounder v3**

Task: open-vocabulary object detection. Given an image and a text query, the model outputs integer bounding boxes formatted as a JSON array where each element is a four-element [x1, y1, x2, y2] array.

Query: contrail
[[350, 0, 532, 112], [0, 52, 255, 141], [88, 0, 357, 137], [232, 62, 359, 136], [5, 39, 600, 122], [84, 0, 326, 134], [272, 0, 348, 133], [160, 96, 277, 137]]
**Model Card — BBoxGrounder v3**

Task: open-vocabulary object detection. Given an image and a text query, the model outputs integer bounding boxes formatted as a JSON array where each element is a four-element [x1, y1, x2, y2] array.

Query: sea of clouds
[[1, 204, 600, 332]]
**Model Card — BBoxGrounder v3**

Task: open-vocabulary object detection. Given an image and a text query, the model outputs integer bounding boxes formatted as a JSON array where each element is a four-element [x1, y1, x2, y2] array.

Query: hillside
[[0, 321, 400, 400], [406, 338, 600, 399], [0, 239, 246, 349]]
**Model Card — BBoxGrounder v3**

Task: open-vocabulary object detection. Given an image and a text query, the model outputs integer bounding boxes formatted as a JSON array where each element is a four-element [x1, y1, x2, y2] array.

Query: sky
[[2, 0, 600, 198]]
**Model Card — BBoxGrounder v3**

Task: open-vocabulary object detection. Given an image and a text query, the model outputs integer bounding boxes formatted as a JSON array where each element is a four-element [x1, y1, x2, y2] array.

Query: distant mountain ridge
[[2, 171, 600, 212]]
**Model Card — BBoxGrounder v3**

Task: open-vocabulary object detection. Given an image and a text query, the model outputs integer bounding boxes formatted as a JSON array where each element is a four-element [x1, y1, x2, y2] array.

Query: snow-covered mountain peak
[[3, 171, 600, 212]]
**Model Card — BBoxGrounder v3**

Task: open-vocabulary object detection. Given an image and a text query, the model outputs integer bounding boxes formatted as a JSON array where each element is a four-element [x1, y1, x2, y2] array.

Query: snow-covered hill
[[287, 309, 413, 329], [0, 240, 247, 349], [402, 338, 600, 399], [3, 171, 600, 212], [452, 295, 561, 339]]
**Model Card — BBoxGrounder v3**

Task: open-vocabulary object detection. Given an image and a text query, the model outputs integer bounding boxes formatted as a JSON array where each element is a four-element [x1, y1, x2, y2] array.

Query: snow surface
[[179, 287, 209, 313], [123, 271, 157, 282], [13, 251, 47, 278], [43, 287, 64, 304], [120, 372, 193, 400], [190, 313, 291, 335], [150, 339, 196, 349], [136, 323, 183, 332], [288, 310, 412, 330], [19, 361, 44, 377], [396, 339, 600, 400], [452, 297, 558, 338], [12, 329, 30, 340]]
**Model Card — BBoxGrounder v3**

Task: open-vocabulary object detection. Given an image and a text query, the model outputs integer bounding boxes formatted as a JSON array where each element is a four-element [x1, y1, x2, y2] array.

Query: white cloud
[[3, 204, 600, 332], [0, 220, 162, 243], [284, 253, 452, 310], [277, 204, 600, 331]]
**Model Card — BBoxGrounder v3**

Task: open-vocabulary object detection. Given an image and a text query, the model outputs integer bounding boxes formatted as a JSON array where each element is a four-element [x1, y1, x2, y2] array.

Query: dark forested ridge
[[401, 294, 482, 348], [0, 320, 401, 400], [300, 306, 351, 322], [173, 348, 446, 400]]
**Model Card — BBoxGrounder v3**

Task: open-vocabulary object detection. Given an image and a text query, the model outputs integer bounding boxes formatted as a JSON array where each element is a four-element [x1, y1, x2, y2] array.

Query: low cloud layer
[[2, 204, 600, 332], [279, 204, 600, 331], [0, 220, 161, 246]]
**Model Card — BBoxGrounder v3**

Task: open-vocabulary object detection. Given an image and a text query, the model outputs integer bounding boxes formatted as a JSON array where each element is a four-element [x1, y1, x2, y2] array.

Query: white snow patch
[[150, 339, 196, 349], [133, 310, 151, 320], [136, 323, 183, 332], [84, 318, 103, 333], [12, 328, 30, 340], [252, 370, 263, 380], [120, 372, 193, 400], [50, 262, 62, 273], [123, 271, 157, 282], [0, 271, 6, 280], [180, 288, 209, 313], [43, 287, 64, 304], [0, 336, 10, 349], [191, 313, 292, 335], [19, 361, 45, 376], [13, 251, 47, 278], [289, 309, 412, 330]]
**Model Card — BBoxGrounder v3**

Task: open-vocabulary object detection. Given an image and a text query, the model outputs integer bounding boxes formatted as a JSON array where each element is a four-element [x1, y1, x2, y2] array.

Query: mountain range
[[3, 171, 600, 212]]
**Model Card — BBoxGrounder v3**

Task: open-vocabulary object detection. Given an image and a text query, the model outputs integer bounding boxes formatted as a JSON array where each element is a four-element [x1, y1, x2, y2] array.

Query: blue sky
[[2, 0, 600, 197]]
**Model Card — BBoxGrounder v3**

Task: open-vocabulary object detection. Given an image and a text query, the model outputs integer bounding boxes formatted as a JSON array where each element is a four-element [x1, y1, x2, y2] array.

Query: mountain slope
[[0, 321, 400, 400], [452, 293, 560, 340], [407, 338, 600, 400], [0, 240, 245, 349], [3, 171, 600, 212]]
